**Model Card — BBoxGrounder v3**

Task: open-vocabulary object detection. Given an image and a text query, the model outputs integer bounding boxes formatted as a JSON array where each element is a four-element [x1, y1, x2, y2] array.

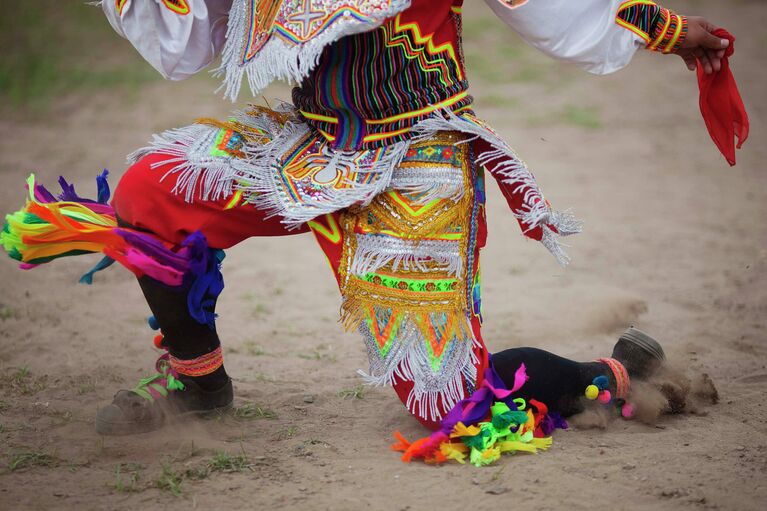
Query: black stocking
[[492, 347, 611, 417]]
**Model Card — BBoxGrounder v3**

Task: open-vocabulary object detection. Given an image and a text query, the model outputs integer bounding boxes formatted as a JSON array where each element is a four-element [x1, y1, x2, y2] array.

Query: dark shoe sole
[[620, 326, 665, 361], [611, 326, 665, 379]]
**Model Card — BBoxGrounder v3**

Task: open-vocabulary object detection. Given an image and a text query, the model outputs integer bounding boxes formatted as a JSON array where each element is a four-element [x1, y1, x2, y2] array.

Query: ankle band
[[596, 357, 630, 399], [169, 347, 223, 377]]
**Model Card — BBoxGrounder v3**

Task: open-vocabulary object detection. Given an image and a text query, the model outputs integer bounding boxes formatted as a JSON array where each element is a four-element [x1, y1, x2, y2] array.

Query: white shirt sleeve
[[102, 0, 232, 80], [484, 0, 648, 75]]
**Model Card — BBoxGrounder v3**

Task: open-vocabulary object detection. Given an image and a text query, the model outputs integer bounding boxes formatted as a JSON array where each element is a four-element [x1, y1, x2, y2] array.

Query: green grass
[[0, 307, 15, 320], [338, 384, 366, 400], [243, 341, 268, 357], [0, 367, 48, 395], [8, 450, 57, 472], [163, 451, 253, 485], [207, 451, 251, 473], [74, 376, 97, 395], [276, 426, 298, 440], [154, 461, 184, 497], [298, 343, 337, 362], [0, 1, 159, 110], [251, 303, 271, 319], [111, 463, 144, 494], [232, 402, 277, 420], [561, 105, 603, 129]]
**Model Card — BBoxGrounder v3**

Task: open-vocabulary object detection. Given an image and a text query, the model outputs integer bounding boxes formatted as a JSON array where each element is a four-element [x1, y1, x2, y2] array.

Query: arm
[[102, 0, 232, 80], [486, 0, 729, 75]]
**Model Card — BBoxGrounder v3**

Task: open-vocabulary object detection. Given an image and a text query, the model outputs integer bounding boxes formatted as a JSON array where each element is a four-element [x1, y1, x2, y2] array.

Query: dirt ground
[[1, 1, 766, 510]]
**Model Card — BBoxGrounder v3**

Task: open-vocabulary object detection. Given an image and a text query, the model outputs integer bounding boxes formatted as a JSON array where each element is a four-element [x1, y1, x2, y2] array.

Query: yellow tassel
[[530, 437, 553, 451], [440, 442, 468, 464], [497, 440, 538, 454], [450, 422, 481, 438]]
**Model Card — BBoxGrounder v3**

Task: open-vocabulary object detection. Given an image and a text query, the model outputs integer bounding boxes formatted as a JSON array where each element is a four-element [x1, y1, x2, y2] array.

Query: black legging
[[492, 347, 609, 417]]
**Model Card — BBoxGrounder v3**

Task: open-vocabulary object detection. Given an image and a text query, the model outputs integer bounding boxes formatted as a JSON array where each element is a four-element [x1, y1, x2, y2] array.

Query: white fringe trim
[[238, 135, 410, 228], [357, 313, 479, 422], [127, 124, 247, 203], [350, 235, 462, 277], [214, 0, 412, 101], [409, 110, 583, 266], [127, 105, 581, 264], [388, 165, 465, 203]]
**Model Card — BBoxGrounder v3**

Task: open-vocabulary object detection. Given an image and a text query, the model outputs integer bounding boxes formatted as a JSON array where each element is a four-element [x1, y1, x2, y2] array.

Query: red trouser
[[113, 152, 488, 430]]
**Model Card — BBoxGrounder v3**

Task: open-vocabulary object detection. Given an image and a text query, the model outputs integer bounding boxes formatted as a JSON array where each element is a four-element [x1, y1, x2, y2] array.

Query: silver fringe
[[214, 0, 412, 101], [388, 165, 465, 203], [357, 313, 479, 422], [350, 235, 462, 277], [128, 106, 580, 263], [409, 110, 583, 266]]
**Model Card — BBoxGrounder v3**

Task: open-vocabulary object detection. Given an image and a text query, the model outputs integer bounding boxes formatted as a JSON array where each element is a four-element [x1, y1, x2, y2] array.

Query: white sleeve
[[484, 0, 648, 75], [102, 0, 232, 81]]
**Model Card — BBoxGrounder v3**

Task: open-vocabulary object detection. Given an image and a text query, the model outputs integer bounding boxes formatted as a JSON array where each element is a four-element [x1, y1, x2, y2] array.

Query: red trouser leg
[[112, 152, 308, 248]]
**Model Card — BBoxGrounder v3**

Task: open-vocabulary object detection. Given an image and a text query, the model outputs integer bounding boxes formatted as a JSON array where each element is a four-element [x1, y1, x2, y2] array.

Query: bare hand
[[674, 16, 730, 74]]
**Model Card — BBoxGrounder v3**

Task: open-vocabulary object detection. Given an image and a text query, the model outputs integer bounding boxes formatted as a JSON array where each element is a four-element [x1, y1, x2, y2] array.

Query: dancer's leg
[[95, 152, 308, 435], [492, 348, 609, 417], [492, 328, 666, 417]]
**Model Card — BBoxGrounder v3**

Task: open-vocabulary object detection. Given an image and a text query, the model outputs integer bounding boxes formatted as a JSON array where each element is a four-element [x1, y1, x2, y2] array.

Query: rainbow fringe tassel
[[392, 362, 567, 466], [1, 172, 212, 288]]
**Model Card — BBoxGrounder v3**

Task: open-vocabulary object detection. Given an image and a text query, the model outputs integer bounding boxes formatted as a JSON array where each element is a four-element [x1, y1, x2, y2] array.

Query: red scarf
[[697, 29, 749, 166]]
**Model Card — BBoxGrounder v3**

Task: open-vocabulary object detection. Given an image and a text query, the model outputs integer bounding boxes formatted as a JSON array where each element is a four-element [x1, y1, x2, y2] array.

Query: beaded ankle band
[[596, 357, 630, 399], [169, 347, 224, 377], [585, 359, 634, 419]]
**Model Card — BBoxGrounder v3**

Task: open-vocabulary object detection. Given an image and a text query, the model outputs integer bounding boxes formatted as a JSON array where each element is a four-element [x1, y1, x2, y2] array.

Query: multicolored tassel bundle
[[392, 363, 567, 466], [1, 172, 214, 288]]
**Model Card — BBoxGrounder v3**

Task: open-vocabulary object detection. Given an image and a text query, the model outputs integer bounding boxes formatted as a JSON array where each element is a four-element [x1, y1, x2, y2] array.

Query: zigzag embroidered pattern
[[382, 14, 464, 86], [292, 11, 470, 150]]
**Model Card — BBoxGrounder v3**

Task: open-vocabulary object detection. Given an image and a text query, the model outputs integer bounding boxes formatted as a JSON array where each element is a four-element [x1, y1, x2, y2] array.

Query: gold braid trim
[[337, 131, 476, 346]]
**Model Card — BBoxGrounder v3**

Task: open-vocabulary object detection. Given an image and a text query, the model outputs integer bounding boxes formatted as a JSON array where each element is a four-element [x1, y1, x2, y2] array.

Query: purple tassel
[[115, 230, 194, 273], [435, 360, 524, 437], [186, 248, 225, 328], [96, 169, 111, 204]]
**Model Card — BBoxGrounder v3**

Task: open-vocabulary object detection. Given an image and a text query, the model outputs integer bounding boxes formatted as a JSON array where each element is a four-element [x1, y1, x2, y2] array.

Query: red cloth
[[112, 152, 307, 248], [697, 29, 749, 166]]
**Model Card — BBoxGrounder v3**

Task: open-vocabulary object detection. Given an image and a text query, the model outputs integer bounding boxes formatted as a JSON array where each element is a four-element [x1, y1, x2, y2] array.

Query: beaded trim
[[648, 8, 687, 54], [169, 347, 224, 377], [596, 357, 630, 399]]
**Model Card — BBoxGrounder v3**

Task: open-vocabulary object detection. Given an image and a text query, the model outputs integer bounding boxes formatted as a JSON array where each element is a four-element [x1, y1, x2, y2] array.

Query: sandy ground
[[1, 1, 766, 510]]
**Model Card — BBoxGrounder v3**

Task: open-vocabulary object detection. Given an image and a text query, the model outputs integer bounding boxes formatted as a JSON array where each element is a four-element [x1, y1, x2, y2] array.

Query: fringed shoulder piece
[[216, 0, 412, 100]]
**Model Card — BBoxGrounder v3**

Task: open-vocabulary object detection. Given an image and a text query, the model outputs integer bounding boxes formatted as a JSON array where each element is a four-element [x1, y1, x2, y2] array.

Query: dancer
[[1, 0, 732, 464]]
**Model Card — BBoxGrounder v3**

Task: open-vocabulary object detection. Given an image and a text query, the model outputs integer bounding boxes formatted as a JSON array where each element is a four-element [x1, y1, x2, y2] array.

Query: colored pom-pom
[[147, 315, 160, 331], [153, 334, 165, 349], [597, 390, 612, 404], [593, 375, 610, 391], [621, 403, 635, 419], [585, 385, 599, 400]]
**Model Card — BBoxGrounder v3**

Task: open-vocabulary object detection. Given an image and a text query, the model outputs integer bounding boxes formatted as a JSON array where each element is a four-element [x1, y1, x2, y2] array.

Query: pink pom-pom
[[621, 403, 635, 419], [597, 390, 612, 404]]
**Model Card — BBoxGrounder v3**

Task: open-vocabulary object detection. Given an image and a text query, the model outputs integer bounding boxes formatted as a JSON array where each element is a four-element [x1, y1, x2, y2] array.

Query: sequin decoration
[[338, 132, 483, 421]]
